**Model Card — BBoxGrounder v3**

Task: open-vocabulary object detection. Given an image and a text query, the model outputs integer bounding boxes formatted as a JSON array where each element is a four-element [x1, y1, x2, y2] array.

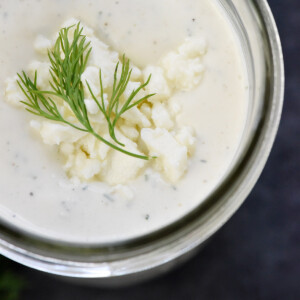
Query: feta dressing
[[0, 0, 248, 243], [5, 20, 203, 184]]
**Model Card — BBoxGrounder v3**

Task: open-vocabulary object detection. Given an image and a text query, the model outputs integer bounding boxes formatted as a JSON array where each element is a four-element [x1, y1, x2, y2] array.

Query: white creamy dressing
[[0, 0, 248, 243]]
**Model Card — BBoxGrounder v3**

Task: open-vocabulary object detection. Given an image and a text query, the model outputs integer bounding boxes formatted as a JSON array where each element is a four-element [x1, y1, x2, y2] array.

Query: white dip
[[0, 0, 248, 244]]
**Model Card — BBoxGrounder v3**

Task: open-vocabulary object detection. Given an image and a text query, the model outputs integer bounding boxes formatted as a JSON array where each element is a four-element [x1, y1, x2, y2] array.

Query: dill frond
[[17, 23, 155, 160]]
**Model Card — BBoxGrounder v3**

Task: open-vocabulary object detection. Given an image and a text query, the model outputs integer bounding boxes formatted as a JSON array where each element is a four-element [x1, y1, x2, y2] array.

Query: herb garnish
[[17, 23, 155, 160]]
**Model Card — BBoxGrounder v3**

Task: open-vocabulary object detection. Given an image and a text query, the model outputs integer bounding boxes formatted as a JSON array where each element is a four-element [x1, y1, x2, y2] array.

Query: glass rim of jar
[[0, 0, 284, 278]]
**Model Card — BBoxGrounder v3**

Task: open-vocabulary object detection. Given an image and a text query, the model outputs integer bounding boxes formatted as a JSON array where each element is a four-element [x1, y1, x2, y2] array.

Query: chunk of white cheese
[[162, 54, 204, 91], [60, 18, 95, 39], [87, 37, 119, 88], [122, 106, 152, 128], [120, 124, 139, 141], [59, 142, 75, 156], [100, 131, 147, 185], [175, 126, 196, 155], [161, 38, 206, 91], [95, 134, 112, 161], [82, 66, 101, 96], [178, 37, 207, 58], [139, 103, 152, 119], [84, 99, 100, 115], [123, 81, 144, 101], [78, 134, 98, 159], [169, 101, 182, 117], [34, 35, 52, 55], [28, 61, 52, 89], [65, 151, 102, 181], [151, 102, 174, 130], [143, 66, 171, 102], [130, 64, 143, 81], [141, 128, 188, 183], [4, 76, 25, 108], [30, 120, 87, 145]]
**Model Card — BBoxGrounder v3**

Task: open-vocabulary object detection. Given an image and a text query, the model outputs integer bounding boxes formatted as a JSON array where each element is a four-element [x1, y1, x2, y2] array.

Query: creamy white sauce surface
[[0, 0, 248, 243]]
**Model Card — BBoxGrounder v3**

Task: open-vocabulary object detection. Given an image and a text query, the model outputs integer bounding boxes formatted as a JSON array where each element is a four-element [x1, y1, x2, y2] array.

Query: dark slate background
[[4, 0, 300, 299]]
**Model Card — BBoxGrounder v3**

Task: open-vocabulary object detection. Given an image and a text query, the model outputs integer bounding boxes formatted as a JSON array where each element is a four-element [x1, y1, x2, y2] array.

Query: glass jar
[[0, 0, 284, 284]]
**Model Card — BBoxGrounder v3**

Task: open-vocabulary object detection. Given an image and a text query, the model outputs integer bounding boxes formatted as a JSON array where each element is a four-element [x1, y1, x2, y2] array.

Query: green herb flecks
[[17, 23, 155, 160]]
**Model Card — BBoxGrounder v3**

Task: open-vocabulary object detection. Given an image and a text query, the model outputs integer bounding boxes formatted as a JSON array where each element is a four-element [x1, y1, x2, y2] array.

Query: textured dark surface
[[5, 0, 300, 299]]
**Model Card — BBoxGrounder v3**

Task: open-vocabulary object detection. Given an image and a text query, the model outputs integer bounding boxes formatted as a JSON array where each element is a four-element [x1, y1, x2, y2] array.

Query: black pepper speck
[[103, 194, 114, 202]]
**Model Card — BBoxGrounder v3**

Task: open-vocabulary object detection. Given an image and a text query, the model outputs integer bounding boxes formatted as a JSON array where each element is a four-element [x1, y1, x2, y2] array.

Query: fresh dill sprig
[[17, 23, 155, 160], [86, 56, 155, 147]]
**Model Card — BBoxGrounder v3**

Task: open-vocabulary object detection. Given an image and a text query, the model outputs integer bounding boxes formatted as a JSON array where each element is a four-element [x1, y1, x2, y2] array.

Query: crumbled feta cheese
[[60, 143, 75, 156], [96, 134, 112, 161], [60, 18, 95, 39], [66, 151, 102, 181], [151, 102, 174, 130], [123, 81, 144, 101], [139, 103, 152, 119], [143, 66, 171, 102], [169, 101, 182, 117], [87, 37, 119, 88], [175, 126, 196, 155], [28, 61, 52, 89], [100, 131, 147, 185], [30, 120, 86, 145], [78, 134, 98, 159], [141, 128, 188, 183], [101, 150, 146, 185], [162, 54, 204, 91], [120, 124, 139, 141], [130, 64, 142, 81], [4, 76, 25, 107], [161, 38, 206, 91], [178, 37, 207, 58], [122, 106, 152, 128], [84, 99, 100, 115], [77, 157, 102, 180], [34, 35, 52, 55], [82, 66, 101, 96], [61, 18, 81, 30]]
